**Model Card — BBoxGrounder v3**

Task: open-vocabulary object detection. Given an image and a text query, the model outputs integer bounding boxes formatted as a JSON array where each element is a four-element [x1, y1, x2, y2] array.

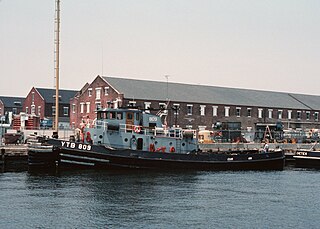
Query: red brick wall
[[69, 76, 320, 131], [70, 76, 123, 128], [23, 88, 46, 119]]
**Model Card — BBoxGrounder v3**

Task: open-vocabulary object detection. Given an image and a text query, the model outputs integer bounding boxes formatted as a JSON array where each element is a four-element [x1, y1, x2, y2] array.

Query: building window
[[14, 101, 22, 106], [128, 101, 136, 107], [187, 104, 193, 115], [63, 107, 69, 116], [315, 112, 319, 121], [200, 105, 206, 116], [96, 102, 101, 111], [88, 88, 92, 97], [72, 104, 76, 113], [278, 110, 283, 119], [268, 109, 273, 119], [173, 104, 180, 115], [96, 88, 101, 100], [288, 110, 292, 120], [159, 103, 166, 109], [32, 92, 35, 104], [52, 106, 56, 116], [12, 108, 17, 115], [213, 106, 218, 116], [159, 103, 167, 115], [38, 106, 41, 116], [104, 87, 109, 96], [258, 108, 263, 118], [144, 102, 151, 113], [297, 111, 301, 120], [247, 108, 252, 117], [236, 107, 241, 117], [113, 99, 119, 109], [26, 107, 29, 114], [80, 103, 84, 113], [224, 107, 230, 117], [86, 102, 90, 113], [31, 105, 35, 115], [306, 111, 310, 120], [106, 101, 111, 108]]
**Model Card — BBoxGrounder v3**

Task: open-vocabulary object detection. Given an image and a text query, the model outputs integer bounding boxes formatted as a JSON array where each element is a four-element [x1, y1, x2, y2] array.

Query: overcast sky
[[1, 0, 320, 97]]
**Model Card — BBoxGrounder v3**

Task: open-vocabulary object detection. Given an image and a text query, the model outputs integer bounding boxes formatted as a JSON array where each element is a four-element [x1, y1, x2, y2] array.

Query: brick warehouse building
[[24, 87, 77, 128], [70, 75, 320, 133], [0, 96, 25, 122]]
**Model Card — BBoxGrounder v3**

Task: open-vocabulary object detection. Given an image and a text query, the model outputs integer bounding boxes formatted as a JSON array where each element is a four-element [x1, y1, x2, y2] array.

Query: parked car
[[40, 119, 53, 129]]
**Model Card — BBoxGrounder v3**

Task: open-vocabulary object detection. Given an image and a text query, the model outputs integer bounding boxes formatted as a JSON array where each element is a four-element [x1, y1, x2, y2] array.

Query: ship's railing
[[119, 123, 184, 138], [95, 120, 108, 130], [94, 120, 197, 139]]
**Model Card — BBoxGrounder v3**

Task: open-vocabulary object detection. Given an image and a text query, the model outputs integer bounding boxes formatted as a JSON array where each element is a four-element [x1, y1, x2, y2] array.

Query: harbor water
[[1, 167, 319, 228]]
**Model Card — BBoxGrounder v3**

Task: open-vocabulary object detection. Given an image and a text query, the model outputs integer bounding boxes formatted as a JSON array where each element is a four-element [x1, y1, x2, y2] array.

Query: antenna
[[54, 0, 60, 132], [165, 75, 169, 101], [101, 43, 104, 76]]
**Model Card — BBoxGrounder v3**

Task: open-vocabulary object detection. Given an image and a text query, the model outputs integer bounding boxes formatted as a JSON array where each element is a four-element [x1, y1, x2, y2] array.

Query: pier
[[199, 142, 319, 152], [0, 144, 28, 172]]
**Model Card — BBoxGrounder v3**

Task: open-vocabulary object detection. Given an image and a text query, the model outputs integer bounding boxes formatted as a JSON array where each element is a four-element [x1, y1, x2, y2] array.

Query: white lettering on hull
[[61, 141, 92, 151]]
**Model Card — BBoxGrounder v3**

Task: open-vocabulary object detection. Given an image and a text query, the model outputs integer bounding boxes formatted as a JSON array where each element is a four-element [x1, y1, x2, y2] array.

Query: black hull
[[28, 139, 285, 171], [294, 151, 320, 169], [28, 145, 58, 169], [293, 151, 320, 169], [295, 158, 320, 169]]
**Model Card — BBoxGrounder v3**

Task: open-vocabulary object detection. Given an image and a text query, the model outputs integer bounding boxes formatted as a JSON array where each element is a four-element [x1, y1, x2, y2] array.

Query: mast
[[54, 0, 60, 132]]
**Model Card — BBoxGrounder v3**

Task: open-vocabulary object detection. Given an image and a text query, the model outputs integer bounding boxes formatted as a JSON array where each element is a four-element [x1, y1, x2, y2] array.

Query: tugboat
[[28, 107, 285, 170], [294, 143, 320, 169]]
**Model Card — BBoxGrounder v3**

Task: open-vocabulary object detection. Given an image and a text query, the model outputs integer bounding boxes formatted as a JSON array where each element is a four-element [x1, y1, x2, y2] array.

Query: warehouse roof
[[35, 88, 77, 104], [103, 76, 320, 110], [0, 96, 25, 107]]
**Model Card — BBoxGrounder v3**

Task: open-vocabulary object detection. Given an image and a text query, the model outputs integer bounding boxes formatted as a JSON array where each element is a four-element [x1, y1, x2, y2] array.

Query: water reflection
[[1, 168, 320, 228]]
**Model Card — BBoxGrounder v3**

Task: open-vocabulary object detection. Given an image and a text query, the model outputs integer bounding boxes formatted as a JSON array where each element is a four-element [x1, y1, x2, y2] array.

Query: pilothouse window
[[109, 111, 116, 119], [127, 113, 133, 120], [117, 112, 123, 120]]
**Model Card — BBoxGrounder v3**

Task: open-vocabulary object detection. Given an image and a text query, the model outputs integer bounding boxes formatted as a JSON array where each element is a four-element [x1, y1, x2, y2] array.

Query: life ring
[[134, 125, 141, 133], [156, 147, 166, 152], [149, 143, 155, 152], [170, 146, 175, 153]]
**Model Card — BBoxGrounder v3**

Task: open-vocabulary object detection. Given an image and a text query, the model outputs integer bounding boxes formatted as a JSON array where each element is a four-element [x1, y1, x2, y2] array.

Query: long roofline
[[102, 76, 320, 110], [102, 75, 320, 97], [100, 75, 122, 94]]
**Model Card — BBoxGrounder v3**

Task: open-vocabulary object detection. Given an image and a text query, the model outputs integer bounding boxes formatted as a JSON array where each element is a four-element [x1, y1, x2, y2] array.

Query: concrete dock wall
[[199, 143, 319, 151]]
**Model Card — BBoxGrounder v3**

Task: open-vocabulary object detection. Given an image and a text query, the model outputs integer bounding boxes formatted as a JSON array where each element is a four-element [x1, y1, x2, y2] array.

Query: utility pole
[[54, 0, 60, 133]]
